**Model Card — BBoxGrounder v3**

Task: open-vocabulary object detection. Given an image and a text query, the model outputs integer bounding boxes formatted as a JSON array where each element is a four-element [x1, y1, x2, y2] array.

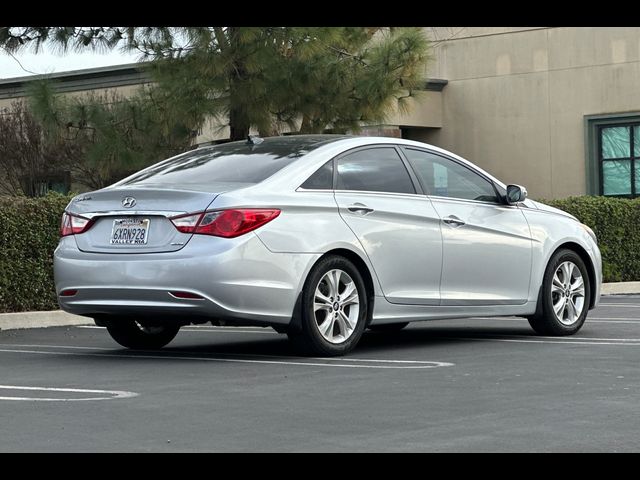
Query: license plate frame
[[110, 218, 150, 245]]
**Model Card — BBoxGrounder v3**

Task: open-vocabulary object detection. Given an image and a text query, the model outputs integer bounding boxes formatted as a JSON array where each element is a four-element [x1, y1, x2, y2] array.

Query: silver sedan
[[54, 135, 602, 356]]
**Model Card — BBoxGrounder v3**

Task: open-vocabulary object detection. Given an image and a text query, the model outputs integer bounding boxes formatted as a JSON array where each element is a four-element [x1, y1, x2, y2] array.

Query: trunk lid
[[67, 187, 220, 254]]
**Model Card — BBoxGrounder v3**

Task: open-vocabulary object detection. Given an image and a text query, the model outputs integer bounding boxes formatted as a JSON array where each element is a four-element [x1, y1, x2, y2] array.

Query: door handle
[[443, 215, 465, 227], [347, 203, 374, 214]]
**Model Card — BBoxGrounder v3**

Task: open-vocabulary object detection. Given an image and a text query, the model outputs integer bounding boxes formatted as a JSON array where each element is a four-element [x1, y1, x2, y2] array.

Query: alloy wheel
[[551, 261, 586, 326], [313, 269, 360, 344]]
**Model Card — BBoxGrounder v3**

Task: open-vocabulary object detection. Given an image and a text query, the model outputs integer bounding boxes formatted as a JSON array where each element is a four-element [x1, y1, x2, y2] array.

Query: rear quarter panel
[[210, 187, 385, 298]]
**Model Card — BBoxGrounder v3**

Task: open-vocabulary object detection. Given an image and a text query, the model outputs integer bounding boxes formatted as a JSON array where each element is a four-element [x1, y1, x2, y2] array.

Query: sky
[[0, 45, 140, 79]]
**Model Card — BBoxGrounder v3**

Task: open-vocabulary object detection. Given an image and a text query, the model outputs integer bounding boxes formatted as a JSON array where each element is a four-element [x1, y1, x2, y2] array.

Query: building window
[[585, 113, 640, 197], [599, 124, 640, 197]]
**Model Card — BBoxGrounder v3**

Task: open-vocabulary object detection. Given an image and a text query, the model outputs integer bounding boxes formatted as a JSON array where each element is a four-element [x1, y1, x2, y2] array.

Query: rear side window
[[300, 160, 333, 190], [336, 147, 416, 194]]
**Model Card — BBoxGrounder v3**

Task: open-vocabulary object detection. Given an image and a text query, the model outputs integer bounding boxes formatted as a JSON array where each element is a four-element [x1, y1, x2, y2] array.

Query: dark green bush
[[541, 196, 640, 283], [0, 193, 73, 312]]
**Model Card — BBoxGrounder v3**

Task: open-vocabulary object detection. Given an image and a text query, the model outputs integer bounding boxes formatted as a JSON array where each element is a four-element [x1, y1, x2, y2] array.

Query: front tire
[[528, 249, 591, 336], [288, 255, 368, 356], [105, 318, 180, 350]]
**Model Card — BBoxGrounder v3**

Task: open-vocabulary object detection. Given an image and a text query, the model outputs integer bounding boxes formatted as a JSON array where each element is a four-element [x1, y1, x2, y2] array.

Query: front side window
[[336, 147, 416, 194], [403, 148, 499, 203], [600, 124, 640, 196]]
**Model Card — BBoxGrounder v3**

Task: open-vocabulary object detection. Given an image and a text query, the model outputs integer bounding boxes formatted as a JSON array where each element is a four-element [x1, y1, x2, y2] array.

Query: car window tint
[[118, 136, 346, 187], [404, 148, 499, 203], [336, 148, 415, 194], [300, 160, 333, 189]]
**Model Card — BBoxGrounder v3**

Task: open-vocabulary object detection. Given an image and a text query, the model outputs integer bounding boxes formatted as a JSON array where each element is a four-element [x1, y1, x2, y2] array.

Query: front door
[[402, 147, 532, 306]]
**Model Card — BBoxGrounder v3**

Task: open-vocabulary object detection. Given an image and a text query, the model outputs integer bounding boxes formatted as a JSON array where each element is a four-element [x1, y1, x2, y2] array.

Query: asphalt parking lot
[[1, 295, 639, 452]]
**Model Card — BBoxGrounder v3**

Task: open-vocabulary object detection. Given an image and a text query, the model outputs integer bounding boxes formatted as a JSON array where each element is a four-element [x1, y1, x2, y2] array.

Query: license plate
[[110, 218, 150, 245]]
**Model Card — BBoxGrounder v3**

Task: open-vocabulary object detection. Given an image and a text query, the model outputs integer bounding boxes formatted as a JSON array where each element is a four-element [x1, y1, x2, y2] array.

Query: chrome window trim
[[424, 194, 520, 209], [332, 144, 420, 195], [399, 145, 505, 205]]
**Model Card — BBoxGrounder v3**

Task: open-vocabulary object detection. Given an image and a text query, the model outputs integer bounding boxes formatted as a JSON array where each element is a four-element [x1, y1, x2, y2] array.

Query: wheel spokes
[[553, 296, 567, 317], [552, 261, 586, 326], [341, 282, 359, 306], [566, 298, 578, 323], [552, 274, 564, 294], [318, 315, 335, 338], [313, 268, 360, 344]]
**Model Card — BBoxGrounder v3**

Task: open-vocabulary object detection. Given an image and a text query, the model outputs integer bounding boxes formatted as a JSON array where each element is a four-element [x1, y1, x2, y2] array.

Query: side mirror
[[506, 184, 528, 204]]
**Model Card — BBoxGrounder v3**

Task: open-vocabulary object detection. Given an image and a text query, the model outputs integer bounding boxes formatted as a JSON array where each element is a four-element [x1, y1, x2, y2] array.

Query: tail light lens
[[60, 212, 94, 237], [170, 209, 280, 238]]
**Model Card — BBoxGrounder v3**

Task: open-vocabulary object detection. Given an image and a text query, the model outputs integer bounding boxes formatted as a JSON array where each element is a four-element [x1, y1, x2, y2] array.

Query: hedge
[[542, 196, 640, 283], [0, 193, 73, 313], [0, 193, 638, 313]]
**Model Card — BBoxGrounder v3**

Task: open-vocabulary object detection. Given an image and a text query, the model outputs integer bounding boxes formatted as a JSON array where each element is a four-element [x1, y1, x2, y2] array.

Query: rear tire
[[528, 249, 591, 336], [368, 322, 409, 332], [288, 255, 368, 357], [105, 318, 180, 350]]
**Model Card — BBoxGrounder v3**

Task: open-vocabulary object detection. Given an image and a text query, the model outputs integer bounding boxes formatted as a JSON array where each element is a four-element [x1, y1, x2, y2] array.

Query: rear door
[[402, 147, 533, 306], [333, 146, 442, 305]]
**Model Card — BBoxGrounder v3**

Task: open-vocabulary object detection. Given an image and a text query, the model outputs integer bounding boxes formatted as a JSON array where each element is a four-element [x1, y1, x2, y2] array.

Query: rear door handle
[[347, 203, 374, 215], [443, 215, 465, 227]]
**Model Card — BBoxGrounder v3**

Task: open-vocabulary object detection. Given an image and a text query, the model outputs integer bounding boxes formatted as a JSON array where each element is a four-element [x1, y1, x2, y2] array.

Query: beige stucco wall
[[417, 27, 640, 199], [0, 84, 146, 112]]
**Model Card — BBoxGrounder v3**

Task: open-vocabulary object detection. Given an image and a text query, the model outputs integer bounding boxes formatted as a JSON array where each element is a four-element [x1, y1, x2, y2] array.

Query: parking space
[[0, 296, 639, 452]]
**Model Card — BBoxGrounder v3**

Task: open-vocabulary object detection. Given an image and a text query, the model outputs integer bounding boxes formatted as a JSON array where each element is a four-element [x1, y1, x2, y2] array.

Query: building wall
[[0, 84, 146, 111], [415, 27, 640, 199]]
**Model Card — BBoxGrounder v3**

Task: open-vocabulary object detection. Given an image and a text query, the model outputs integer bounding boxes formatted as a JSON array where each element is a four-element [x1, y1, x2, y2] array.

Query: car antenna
[[246, 135, 264, 145]]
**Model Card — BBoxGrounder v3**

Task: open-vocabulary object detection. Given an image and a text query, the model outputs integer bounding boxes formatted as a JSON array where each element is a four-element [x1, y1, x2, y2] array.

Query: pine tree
[[1, 27, 430, 141]]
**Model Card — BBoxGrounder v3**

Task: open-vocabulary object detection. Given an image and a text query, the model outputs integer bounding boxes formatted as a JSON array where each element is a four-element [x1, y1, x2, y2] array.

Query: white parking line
[[0, 385, 138, 402], [452, 333, 640, 342], [469, 317, 640, 324], [441, 337, 640, 346], [0, 345, 454, 370], [594, 304, 640, 308]]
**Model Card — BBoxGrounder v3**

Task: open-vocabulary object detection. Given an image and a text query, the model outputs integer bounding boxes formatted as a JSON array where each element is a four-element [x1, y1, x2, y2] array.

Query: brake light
[[170, 209, 280, 238], [60, 212, 94, 237]]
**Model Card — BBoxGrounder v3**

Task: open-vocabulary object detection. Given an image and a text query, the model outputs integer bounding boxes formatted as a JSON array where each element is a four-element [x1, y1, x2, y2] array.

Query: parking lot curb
[[0, 311, 92, 331], [601, 281, 640, 296], [1, 281, 639, 332]]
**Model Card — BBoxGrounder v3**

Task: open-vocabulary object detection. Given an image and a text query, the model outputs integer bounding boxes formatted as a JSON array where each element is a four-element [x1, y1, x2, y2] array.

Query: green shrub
[[541, 196, 640, 283], [0, 192, 73, 312]]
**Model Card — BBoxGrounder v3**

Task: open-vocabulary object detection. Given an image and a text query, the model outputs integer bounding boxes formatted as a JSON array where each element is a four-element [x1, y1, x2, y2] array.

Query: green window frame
[[585, 113, 640, 197]]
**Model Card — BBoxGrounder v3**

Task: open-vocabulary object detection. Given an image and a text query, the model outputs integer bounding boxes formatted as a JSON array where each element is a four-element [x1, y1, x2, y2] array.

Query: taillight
[[169, 209, 280, 238], [60, 212, 94, 237]]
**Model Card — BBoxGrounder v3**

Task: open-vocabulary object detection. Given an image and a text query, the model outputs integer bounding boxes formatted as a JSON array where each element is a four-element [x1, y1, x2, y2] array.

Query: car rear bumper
[[54, 234, 320, 326]]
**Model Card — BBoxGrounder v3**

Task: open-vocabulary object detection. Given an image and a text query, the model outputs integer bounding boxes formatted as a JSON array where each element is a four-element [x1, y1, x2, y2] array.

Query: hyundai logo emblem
[[122, 197, 137, 208]]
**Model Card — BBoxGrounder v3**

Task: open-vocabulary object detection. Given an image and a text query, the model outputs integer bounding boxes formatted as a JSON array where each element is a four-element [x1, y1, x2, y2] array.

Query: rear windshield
[[119, 136, 348, 187]]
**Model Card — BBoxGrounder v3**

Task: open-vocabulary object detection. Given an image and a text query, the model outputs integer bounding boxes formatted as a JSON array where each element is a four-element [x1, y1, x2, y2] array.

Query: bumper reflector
[[169, 291, 204, 300]]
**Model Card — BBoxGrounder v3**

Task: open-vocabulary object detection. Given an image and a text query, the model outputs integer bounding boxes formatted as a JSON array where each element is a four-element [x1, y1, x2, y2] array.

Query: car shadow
[[140, 323, 538, 358]]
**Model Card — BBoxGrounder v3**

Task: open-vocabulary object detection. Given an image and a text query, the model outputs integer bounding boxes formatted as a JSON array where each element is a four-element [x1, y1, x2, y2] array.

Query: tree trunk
[[229, 106, 250, 141], [227, 27, 250, 142]]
